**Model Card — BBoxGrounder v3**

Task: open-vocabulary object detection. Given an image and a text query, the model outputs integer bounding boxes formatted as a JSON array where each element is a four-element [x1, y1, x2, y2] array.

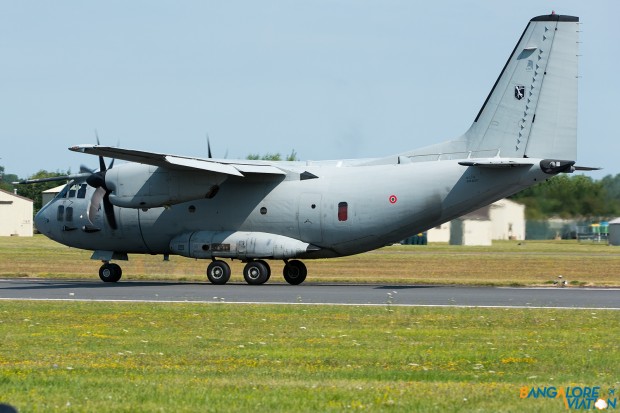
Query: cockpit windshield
[[54, 184, 70, 199], [54, 182, 88, 199]]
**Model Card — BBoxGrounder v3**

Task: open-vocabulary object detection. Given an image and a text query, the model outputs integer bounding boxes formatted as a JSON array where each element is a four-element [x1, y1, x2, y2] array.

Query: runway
[[0, 279, 618, 309]]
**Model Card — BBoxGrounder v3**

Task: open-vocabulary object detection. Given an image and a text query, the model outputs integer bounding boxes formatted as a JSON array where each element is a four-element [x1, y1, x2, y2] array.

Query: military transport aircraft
[[21, 13, 591, 285]]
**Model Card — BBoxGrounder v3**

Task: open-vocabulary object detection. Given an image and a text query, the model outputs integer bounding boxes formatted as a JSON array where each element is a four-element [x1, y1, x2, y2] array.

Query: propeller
[[206, 133, 228, 159], [206, 134, 213, 158], [86, 157, 117, 230], [85, 131, 118, 230]]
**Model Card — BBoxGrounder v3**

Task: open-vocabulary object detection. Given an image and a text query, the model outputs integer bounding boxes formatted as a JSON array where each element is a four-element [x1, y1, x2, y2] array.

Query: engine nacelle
[[169, 231, 313, 260], [105, 163, 226, 208]]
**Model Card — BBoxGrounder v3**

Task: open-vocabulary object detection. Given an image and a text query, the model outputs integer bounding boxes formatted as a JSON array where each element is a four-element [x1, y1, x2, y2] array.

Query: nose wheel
[[99, 262, 122, 282]]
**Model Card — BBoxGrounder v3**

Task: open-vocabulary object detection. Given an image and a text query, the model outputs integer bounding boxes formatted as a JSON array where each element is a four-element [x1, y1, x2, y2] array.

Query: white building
[[489, 199, 526, 240], [449, 207, 493, 246], [427, 199, 525, 245], [42, 184, 66, 207], [0, 189, 34, 236], [427, 222, 450, 243]]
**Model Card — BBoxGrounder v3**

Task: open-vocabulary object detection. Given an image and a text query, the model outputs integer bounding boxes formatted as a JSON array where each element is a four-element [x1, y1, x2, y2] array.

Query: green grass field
[[1, 235, 620, 286], [1, 236, 619, 411], [1, 301, 618, 412]]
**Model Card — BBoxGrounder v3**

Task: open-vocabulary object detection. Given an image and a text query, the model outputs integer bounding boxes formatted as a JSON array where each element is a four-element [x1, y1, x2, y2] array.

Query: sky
[[1, 1, 618, 181]]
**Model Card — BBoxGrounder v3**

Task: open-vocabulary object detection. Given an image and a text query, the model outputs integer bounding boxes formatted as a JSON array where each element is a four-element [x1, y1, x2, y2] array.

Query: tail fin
[[469, 13, 579, 160], [407, 14, 579, 161]]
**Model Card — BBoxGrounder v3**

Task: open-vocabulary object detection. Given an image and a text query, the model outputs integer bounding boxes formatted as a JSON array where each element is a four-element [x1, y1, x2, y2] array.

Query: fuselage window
[[57, 205, 65, 221], [66, 207, 73, 222], [77, 184, 87, 199], [338, 202, 348, 222]]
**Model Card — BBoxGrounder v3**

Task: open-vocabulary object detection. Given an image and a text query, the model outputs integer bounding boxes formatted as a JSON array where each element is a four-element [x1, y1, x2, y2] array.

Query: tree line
[[509, 174, 620, 220]]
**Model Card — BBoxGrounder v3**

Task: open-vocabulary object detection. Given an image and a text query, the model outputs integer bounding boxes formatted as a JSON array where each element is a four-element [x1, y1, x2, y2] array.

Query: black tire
[[206, 260, 231, 285], [243, 261, 269, 285], [255, 260, 271, 281], [99, 263, 122, 282], [283, 260, 307, 285]]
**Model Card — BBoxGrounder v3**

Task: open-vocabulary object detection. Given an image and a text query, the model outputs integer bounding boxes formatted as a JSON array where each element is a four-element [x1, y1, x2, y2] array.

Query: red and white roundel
[[389, 195, 398, 204]]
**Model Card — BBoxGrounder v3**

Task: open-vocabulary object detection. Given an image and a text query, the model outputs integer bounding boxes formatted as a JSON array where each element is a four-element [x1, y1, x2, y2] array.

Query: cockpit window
[[68, 183, 83, 198], [55, 185, 69, 199], [57, 205, 65, 221], [77, 184, 87, 199]]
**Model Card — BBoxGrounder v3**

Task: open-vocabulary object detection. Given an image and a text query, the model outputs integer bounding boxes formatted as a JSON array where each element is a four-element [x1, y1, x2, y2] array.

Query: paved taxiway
[[0, 279, 618, 309]]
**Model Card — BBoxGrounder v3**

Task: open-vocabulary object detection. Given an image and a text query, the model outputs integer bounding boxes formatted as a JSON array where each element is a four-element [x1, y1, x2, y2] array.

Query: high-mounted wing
[[69, 145, 286, 177]]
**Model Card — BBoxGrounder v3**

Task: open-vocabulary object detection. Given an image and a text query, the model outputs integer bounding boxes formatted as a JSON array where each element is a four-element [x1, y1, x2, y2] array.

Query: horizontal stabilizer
[[458, 159, 535, 168]]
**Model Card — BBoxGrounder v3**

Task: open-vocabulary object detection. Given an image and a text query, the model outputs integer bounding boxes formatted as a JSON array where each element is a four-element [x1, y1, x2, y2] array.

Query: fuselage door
[[298, 193, 323, 243]]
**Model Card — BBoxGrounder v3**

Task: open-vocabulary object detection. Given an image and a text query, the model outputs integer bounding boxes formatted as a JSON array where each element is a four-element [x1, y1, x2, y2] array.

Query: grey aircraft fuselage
[[37, 159, 546, 257], [30, 13, 585, 285]]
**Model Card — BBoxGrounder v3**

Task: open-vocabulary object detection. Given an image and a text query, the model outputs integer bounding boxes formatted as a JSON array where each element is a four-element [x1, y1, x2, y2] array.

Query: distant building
[[42, 184, 66, 207], [450, 207, 493, 246], [488, 199, 525, 240], [608, 218, 620, 246], [0, 189, 33, 236], [427, 223, 450, 243], [427, 199, 525, 245]]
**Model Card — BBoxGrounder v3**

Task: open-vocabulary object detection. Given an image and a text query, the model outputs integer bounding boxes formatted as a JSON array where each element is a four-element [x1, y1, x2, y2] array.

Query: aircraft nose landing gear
[[99, 262, 122, 282]]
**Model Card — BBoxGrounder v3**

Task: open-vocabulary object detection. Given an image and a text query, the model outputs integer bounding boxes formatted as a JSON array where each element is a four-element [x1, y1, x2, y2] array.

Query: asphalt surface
[[0, 279, 618, 309]]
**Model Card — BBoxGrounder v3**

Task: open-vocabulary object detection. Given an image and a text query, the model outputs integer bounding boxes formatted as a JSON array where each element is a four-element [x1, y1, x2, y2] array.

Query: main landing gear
[[205, 259, 307, 286], [99, 262, 122, 282], [96, 258, 308, 286]]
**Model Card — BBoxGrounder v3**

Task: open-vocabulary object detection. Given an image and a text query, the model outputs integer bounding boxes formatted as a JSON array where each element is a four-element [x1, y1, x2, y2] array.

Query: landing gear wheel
[[283, 260, 307, 285], [243, 261, 270, 285], [255, 260, 271, 281], [206, 260, 231, 285], [99, 263, 122, 283]]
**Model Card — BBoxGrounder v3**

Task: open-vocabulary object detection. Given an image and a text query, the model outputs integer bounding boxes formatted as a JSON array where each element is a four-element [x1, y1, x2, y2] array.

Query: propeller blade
[[98, 155, 106, 172], [86, 170, 106, 188], [103, 191, 118, 230], [14, 172, 91, 185], [88, 187, 105, 224], [94, 130, 107, 171], [80, 164, 95, 174], [207, 134, 213, 158]]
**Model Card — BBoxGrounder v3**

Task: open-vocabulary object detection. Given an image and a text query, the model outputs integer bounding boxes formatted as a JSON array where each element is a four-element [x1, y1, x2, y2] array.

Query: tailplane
[[404, 13, 579, 162]]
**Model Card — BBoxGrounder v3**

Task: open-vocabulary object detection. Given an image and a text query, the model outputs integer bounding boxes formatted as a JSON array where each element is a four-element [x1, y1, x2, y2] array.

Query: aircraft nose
[[34, 207, 51, 234]]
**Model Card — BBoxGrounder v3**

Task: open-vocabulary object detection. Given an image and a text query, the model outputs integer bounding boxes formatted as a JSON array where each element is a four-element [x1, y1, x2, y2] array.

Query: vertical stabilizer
[[399, 14, 580, 162], [466, 13, 579, 160]]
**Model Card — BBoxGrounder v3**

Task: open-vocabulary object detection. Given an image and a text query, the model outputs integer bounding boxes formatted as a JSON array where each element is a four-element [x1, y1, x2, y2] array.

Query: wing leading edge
[[69, 145, 286, 177]]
